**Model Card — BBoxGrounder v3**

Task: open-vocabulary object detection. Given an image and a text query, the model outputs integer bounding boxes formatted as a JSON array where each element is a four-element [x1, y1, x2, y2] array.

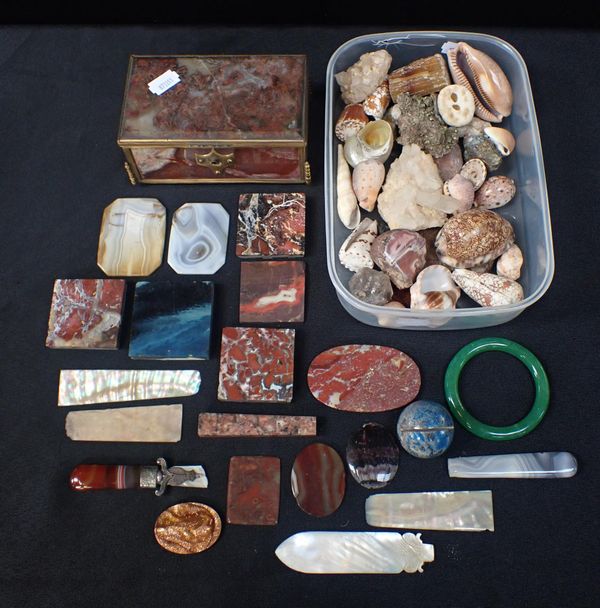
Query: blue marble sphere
[[397, 400, 454, 459]]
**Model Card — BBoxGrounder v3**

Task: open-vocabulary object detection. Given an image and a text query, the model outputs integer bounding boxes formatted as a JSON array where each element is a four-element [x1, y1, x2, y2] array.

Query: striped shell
[[339, 218, 378, 272], [442, 42, 513, 123]]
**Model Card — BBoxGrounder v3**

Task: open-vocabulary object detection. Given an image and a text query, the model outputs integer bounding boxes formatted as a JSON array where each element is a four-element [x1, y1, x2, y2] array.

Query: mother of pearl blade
[[275, 531, 434, 574]]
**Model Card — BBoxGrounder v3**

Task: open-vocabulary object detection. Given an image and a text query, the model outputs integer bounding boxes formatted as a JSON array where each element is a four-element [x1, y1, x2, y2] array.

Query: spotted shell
[[442, 41, 513, 123], [335, 104, 369, 142], [475, 176, 516, 209], [435, 209, 514, 268], [338, 218, 378, 272], [452, 269, 523, 307]]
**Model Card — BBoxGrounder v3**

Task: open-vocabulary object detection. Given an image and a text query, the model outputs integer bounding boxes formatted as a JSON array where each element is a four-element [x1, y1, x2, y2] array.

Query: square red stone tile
[[239, 260, 305, 323], [217, 327, 295, 403], [227, 456, 280, 525]]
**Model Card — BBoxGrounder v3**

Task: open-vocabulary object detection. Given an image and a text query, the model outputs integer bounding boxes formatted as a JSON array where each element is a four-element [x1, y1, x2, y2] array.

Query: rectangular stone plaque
[[198, 413, 316, 437], [227, 456, 280, 525]]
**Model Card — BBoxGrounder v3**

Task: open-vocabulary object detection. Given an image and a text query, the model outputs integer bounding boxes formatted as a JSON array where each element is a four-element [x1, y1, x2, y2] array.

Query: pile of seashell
[[335, 42, 524, 310]]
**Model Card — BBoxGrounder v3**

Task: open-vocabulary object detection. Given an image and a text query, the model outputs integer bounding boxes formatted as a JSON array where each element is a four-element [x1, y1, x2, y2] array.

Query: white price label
[[148, 70, 181, 95]]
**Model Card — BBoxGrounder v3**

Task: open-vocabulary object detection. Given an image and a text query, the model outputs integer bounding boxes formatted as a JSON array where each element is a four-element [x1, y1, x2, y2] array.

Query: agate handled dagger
[[70, 458, 208, 496]]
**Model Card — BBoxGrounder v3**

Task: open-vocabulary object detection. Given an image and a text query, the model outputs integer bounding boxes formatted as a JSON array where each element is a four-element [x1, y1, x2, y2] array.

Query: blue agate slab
[[129, 281, 213, 360]]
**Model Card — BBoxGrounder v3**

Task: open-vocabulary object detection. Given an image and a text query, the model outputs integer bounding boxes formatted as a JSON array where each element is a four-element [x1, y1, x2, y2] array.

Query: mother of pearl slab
[[168, 203, 229, 274], [97, 198, 166, 276]]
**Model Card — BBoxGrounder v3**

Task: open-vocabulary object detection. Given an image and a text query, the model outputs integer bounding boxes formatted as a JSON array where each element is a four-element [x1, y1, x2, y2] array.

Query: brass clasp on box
[[194, 148, 235, 175]]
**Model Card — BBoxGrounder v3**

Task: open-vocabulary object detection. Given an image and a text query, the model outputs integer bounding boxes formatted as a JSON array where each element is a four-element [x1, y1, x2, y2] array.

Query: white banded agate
[[448, 452, 577, 479], [275, 531, 434, 574], [366, 490, 494, 532]]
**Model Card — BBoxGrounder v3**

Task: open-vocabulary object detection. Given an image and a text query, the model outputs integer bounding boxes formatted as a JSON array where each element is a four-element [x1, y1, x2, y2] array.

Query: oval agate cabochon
[[307, 345, 421, 412], [291, 443, 346, 517]]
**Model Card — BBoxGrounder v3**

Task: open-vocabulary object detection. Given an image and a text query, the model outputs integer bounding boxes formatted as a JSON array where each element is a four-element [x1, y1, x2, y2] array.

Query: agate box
[[118, 55, 309, 184]]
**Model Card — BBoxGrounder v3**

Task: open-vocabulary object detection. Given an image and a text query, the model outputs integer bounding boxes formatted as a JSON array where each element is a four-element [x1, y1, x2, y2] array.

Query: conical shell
[[442, 42, 513, 123], [452, 269, 523, 307], [353, 160, 385, 211], [337, 144, 361, 229], [363, 80, 391, 120], [339, 218, 378, 272]]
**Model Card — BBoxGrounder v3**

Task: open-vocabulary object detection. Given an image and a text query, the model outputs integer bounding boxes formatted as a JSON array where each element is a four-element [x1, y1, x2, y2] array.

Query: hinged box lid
[[118, 55, 307, 146]]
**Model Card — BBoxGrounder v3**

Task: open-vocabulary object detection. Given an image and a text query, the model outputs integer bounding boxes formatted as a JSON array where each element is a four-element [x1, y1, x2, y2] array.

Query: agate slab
[[168, 203, 229, 274], [239, 261, 305, 323], [65, 404, 183, 442], [97, 198, 166, 276], [58, 369, 200, 406], [366, 490, 494, 532], [217, 327, 295, 403], [129, 281, 213, 360], [154, 503, 221, 555], [291, 443, 345, 517], [198, 414, 316, 437], [276, 532, 434, 574], [46, 279, 125, 349], [346, 423, 400, 489], [227, 456, 280, 525], [448, 452, 578, 479], [307, 345, 421, 412], [236, 193, 306, 258]]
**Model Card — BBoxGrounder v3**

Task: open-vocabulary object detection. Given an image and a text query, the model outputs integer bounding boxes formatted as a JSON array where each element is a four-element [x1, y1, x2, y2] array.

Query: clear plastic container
[[325, 31, 554, 330]]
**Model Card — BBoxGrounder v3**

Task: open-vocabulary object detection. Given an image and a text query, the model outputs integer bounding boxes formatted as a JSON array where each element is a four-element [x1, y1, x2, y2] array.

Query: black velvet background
[[0, 26, 598, 608]]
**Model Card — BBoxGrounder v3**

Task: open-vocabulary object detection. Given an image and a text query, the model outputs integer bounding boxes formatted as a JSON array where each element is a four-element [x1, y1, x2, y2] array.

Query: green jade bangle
[[444, 338, 550, 441]]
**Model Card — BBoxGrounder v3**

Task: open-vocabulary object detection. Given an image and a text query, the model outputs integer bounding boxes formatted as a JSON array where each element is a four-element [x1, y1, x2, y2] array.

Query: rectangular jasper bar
[[197, 413, 316, 437]]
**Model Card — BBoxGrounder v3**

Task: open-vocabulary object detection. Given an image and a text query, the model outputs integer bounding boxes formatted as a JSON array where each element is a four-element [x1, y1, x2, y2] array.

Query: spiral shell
[[339, 218, 378, 272]]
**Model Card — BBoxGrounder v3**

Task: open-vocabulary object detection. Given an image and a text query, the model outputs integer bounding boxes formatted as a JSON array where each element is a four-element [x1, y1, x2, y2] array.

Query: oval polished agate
[[307, 345, 421, 412], [291, 443, 345, 517], [346, 423, 400, 489]]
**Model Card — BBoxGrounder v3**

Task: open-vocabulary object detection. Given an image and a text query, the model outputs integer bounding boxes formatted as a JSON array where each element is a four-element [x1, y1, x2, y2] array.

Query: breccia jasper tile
[[46, 279, 125, 349], [197, 413, 316, 437], [97, 198, 166, 276], [236, 193, 305, 258], [217, 327, 295, 403], [167, 203, 229, 274], [239, 260, 305, 323], [129, 281, 213, 360]]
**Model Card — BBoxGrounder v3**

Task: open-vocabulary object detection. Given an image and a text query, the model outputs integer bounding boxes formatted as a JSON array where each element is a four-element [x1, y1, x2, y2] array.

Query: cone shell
[[353, 160, 385, 212], [335, 104, 369, 142], [435, 209, 514, 268], [442, 42, 513, 123], [363, 80, 391, 120], [410, 265, 461, 310], [496, 244, 523, 280], [338, 218, 378, 272], [452, 269, 523, 307], [388, 54, 451, 101], [337, 144, 361, 229]]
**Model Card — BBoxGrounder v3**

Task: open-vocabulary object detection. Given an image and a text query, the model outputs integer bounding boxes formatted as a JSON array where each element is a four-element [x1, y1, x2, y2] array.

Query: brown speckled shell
[[475, 176, 516, 209], [435, 209, 514, 268]]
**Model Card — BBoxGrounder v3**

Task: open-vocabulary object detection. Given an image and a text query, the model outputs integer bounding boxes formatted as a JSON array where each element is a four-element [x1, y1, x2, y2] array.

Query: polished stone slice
[[291, 443, 345, 517], [168, 203, 229, 274], [307, 345, 421, 412], [397, 400, 454, 459], [276, 532, 434, 574], [154, 503, 221, 555], [227, 456, 280, 525], [366, 490, 494, 532], [236, 193, 305, 258], [65, 404, 182, 442], [239, 261, 305, 323], [448, 452, 578, 479], [97, 198, 166, 276], [58, 369, 200, 406], [197, 413, 316, 437], [46, 279, 125, 349], [217, 327, 295, 403], [129, 281, 213, 360], [346, 423, 400, 489]]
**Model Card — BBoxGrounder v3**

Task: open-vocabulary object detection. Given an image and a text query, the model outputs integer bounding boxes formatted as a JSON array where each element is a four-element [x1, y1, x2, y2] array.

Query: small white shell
[[353, 160, 385, 212], [338, 218, 378, 272], [344, 120, 394, 167], [484, 126, 516, 156], [460, 158, 487, 190], [496, 244, 523, 280], [410, 265, 460, 310], [437, 84, 475, 127], [452, 269, 523, 307], [337, 144, 361, 229]]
